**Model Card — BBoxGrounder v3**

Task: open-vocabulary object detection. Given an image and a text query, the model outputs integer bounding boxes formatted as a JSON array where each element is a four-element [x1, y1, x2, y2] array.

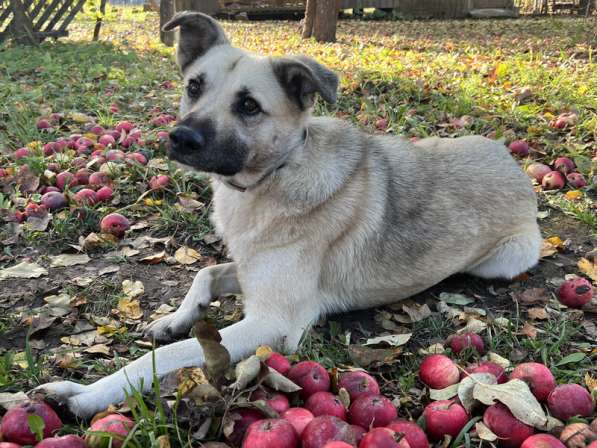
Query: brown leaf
[[117, 298, 144, 320], [578, 258, 597, 284], [402, 302, 432, 322], [174, 246, 202, 265], [513, 288, 549, 305], [0, 261, 47, 279], [348, 345, 401, 368], [139, 251, 166, 264], [49, 253, 91, 267], [26, 213, 51, 232], [521, 322, 538, 339], [527, 307, 549, 320], [194, 321, 231, 384]]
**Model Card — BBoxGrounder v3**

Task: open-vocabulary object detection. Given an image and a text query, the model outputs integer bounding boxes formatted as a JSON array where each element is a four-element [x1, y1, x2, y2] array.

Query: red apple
[[305, 392, 347, 420], [339, 371, 380, 401], [225, 408, 264, 446], [96, 186, 114, 202], [36, 435, 87, 447], [109, 104, 119, 113], [566, 172, 587, 188], [554, 157, 575, 174], [157, 131, 170, 140], [14, 147, 30, 159], [53, 139, 68, 152], [559, 423, 595, 448], [386, 419, 429, 448], [509, 140, 529, 157], [359, 427, 410, 448], [86, 414, 133, 448], [557, 277, 593, 309], [0, 443, 22, 448], [419, 355, 460, 389], [71, 157, 88, 169], [448, 332, 485, 355], [115, 121, 134, 133], [483, 403, 534, 448], [375, 118, 389, 131], [542, 171, 565, 190], [126, 152, 148, 165], [99, 134, 116, 147], [74, 188, 98, 205], [90, 125, 105, 135], [0, 400, 62, 445], [509, 362, 556, 402], [41, 191, 67, 211], [37, 119, 51, 130], [348, 394, 397, 429], [100, 213, 130, 238], [74, 168, 92, 185], [282, 408, 314, 437], [56, 171, 75, 190], [350, 425, 366, 445], [24, 202, 47, 218], [547, 384, 594, 420], [43, 142, 56, 156], [520, 434, 565, 448], [323, 442, 354, 448], [251, 388, 290, 414], [149, 175, 171, 190], [266, 352, 291, 375], [106, 150, 125, 161], [465, 361, 507, 384], [242, 418, 298, 448], [302, 416, 360, 448], [89, 172, 110, 187], [423, 399, 469, 441], [288, 361, 331, 399]]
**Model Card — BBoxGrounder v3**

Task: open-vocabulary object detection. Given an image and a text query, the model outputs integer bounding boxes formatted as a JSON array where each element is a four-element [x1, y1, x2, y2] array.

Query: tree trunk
[[313, 0, 337, 42], [10, 0, 37, 45], [160, 0, 176, 46], [302, 0, 316, 38], [92, 0, 108, 41]]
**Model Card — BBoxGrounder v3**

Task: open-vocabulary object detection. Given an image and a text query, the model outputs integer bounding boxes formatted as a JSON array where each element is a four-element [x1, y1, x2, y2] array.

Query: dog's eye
[[238, 97, 261, 116], [187, 79, 202, 99]]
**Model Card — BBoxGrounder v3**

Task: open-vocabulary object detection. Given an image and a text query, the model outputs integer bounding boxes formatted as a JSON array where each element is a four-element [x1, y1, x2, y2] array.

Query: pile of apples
[[1, 113, 176, 238], [0, 400, 132, 447], [1, 342, 596, 448], [507, 140, 588, 191]]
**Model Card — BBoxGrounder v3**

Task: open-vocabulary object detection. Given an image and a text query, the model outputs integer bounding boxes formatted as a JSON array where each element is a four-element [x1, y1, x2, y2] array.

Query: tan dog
[[38, 12, 541, 417]]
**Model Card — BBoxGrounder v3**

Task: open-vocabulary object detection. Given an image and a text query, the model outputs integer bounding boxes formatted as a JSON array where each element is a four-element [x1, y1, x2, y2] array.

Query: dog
[[38, 12, 541, 417]]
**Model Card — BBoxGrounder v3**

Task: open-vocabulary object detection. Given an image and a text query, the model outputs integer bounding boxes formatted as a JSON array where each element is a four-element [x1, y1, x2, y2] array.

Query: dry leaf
[[584, 373, 597, 392], [122, 280, 144, 298], [564, 190, 582, 201], [472, 379, 547, 428], [175, 246, 201, 265], [438, 292, 475, 306], [402, 303, 432, 322], [61, 329, 97, 346], [0, 261, 47, 279], [49, 254, 91, 267], [98, 265, 120, 276], [578, 258, 597, 283], [140, 251, 167, 264], [178, 195, 204, 211], [232, 355, 261, 390], [256, 345, 273, 361], [527, 307, 548, 320], [458, 318, 487, 334], [475, 421, 498, 442], [514, 288, 549, 305], [26, 213, 51, 232], [418, 343, 445, 356], [488, 352, 511, 368], [195, 321, 231, 384], [521, 322, 538, 339], [540, 240, 559, 258], [70, 276, 94, 287], [264, 367, 302, 393], [364, 333, 411, 347], [458, 373, 497, 412], [85, 344, 111, 355], [117, 297, 144, 320], [348, 345, 401, 367], [430, 383, 460, 401]]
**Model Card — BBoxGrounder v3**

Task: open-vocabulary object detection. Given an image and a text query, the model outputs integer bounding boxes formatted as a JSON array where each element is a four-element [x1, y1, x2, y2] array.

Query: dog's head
[[163, 12, 338, 187]]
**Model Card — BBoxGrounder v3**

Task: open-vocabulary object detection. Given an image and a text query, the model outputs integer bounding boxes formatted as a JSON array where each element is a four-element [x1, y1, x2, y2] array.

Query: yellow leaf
[[585, 373, 597, 392], [578, 258, 597, 283], [83, 133, 98, 142], [13, 352, 29, 369], [27, 141, 42, 150], [546, 236, 564, 248], [564, 190, 582, 201], [97, 325, 126, 336], [543, 112, 555, 120], [117, 297, 144, 320], [174, 246, 201, 265], [122, 280, 144, 298], [176, 367, 210, 396], [144, 198, 163, 206], [70, 112, 92, 123], [256, 345, 273, 360]]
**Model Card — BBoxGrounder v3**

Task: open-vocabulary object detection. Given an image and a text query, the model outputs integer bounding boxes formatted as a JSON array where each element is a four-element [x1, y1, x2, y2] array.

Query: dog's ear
[[163, 12, 229, 72], [273, 56, 338, 109]]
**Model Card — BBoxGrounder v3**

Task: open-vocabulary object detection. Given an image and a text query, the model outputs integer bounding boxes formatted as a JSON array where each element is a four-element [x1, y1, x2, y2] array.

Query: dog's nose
[[169, 126, 204, 153]]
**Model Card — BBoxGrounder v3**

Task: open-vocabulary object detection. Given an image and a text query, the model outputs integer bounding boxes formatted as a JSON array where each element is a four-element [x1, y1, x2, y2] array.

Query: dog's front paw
[[144, 313, 193, 342], [35, 381, 106, 418]]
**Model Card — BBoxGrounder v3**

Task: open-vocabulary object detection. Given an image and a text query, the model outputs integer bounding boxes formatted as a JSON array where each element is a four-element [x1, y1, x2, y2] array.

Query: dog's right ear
[[163, 12, 229, 72]]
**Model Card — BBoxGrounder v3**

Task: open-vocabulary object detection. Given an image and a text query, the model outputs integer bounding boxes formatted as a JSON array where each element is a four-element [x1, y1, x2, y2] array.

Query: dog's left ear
[[273, 56, 339, 109], [163, 12, 229, 72]]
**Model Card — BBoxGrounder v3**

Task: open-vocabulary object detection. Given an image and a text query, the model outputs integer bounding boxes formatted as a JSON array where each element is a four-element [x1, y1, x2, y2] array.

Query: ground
[[0, 9, 596, 447]]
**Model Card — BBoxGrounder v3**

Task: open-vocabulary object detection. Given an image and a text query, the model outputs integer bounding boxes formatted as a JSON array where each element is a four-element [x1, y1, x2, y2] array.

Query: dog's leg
[[37, 305, 316, 418], [145, 262, 240, 341]]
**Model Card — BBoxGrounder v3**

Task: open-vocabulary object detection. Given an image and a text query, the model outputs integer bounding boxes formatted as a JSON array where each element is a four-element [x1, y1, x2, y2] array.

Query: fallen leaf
[[49, 254, 90, 267], [29, 313, 57, 336], [98, 265, 120, 275], [175, 246, 201, 265], [402, 302, 432, 322], [0, 261, 47, 279], [232, 355, 261, 390], [540, 240, 559, 258], [195, 321, 231, 384], [430, 383, 460, 401], [418, 343, 445, 356], [140, 251, 166, 264], [528, 307, 548, 320], [578, 258, 597, 283], [475, 421, 498, 442], [472, 379, 547, 428], [438, 292, 475, 306], [585, 373, 597, 392], [582, 320, 597, 339], [487, 352, 511, 368], [122, 280, 144, 298], [256, 345, 273, 361], [555, 352, 585, 366], [493, 317, 510, 328], [178, 195, 204, 211], [96, 325, 126, 337], [564, 190, 582, 201], [70, 276, 95, 287], [60, 330, 97, 346], [348, 345, 401, 367], [26, 213, 51, 232], [364, 333, 411, 347], [458, 318, 487, 334], [514, 288, 549, 305], [521, 322, 538, 339], [264, 367, 302, 393], [117, 297, 144, 320], [85, 344, 111, 356], [458, 373, 497, 412], [0, 392, 29, 410]]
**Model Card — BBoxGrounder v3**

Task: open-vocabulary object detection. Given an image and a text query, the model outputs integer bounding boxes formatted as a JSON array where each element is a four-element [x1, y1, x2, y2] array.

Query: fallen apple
[[74, 188, 98, 205], [566, 172, 587, 188], [542, 171, 565, 190], [509, 362, 556, 402], [305, 392, 347, 420], [547, 384, 594, 420], [557, 277, 593, 309], [35, 435, 87, 448], [423, 399, 469, 441], [509, 140, 530, 157], [96, 186, 114, 202], [419, 355, 460, 389], [559, 422, 595, 448], [287, 361, 331, 399], [448, 332, 485, 354], [0, 400, 63, 445], [242, 418, 299, 448], [348, 394, 397, 429], [553, 157, 575, 174], [100, 213, 130, 238], [301, 416, 360, 448], [386, 419, 429, 448], [225, 408, 265, 446], [483, 403, 534, 448], [265, 352, 291, 375], [520, 434, 565, 448], [86, 413, 134, 448], [282, 408, 314, 437], [339, 371, 380, 401], [251, 388, 290, 414], [465, 361, 507, 384], [41, 191, 68, 211]]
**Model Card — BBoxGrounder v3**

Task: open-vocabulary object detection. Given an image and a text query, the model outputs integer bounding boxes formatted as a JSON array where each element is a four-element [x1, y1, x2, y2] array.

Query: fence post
[[160, 0, 175, 46]]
